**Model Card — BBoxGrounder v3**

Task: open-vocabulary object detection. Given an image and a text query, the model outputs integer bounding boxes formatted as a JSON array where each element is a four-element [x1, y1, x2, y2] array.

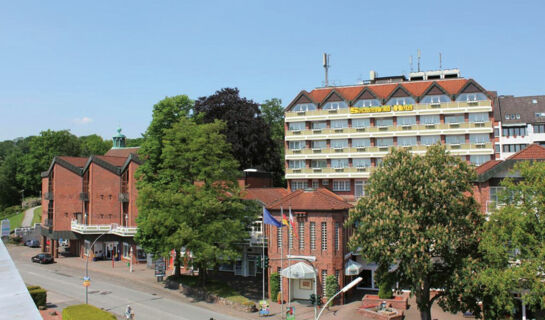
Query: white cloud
[[73, 117, 93, 125]]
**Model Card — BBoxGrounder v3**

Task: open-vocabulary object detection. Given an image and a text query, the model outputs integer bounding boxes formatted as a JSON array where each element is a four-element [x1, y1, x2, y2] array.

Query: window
[[490, 186, 506, 204], [312, 180, 319, 189], [445, 114, 465, 124], [331, 159, 348, 169], [312, 121, 327, 129], [323, 101, 348, 110], [352, 138, 371, 148], [335, 270, 340, 284], [445, 135, 465, 145], [495, 144, 500, 153], [352, 118, 370, 128], [292, 103, 317, 112], [331, 139, 348, 149], [123, 242, 131, 258], [386, 97, 415, 105], [470, 155, 490, 166], [331, 119, 348, 129], [505, 114, 510, 120], [534, 124, 545, 133], [469, 134, 489, 144], [468, 112, 489, 123], [503, 144, 528, 153], [312, 140, 327, 149], [420, 95, 450, 104], [310, 222, 316, 250], [322, 270, 328, 291], [456, 93, 488, 102], [494, 128, 500, 137], [288, 141, 305, 150], [397, 116, 416, 126], [375, 158, 383, 166], [299, 222, 304, 250], [516, 114, 520, 119], [322, 179, 329, 186], [421, 135, 440, 146], [376, 137, 393, 147], [376, 118, 393, 127], [353, 158, 371, 168], [277, 227, 282, 248], [291, 180, 307, 190], [334, 223, 340, 251], [502, 126, 527, 137], [288, 122, 305, 131], [332, 180, 350, 191], [288, 227, 293, 249], [354, 99, 381, 107], [311, 159, 327, 168], [398, 136, 417, 146], [321, 222, 327, 251], [420, 115, 440, 125], [355, 180, 366, 198], [288, 160, 305, 169]]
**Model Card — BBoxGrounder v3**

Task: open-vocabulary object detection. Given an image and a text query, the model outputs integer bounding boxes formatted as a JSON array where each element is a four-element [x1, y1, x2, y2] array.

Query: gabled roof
[[475, 144, 545, 182], [41, 153, 142, 178], [242, 188, 290, 206], [104, 147, 140, 157], [268, 188, 353, 211], [57, 156, 88, 168]]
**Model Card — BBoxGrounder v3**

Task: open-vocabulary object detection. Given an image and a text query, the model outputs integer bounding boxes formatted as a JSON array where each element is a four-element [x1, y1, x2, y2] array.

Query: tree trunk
[[174, 248, 181, 277], [415, 278, 432, 320], [198, 263, 207, 286]]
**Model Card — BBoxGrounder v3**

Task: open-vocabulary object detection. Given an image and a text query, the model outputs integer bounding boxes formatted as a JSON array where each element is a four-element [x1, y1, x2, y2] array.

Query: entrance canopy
[[345, 259, 364, 276], [280, 262, 315, 279]]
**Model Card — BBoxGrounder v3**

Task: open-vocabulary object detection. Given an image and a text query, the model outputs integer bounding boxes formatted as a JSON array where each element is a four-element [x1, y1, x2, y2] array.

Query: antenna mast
[[409, 55, 413, 73], [439, 52, 442, 70], [323, 53, 329, 86], [417, 49, 421, 72]]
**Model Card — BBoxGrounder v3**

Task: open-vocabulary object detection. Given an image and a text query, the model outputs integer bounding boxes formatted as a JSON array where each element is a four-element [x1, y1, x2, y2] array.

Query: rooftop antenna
[[323, 53, 330, 87], [417, 49, 421, 72], [439, 52, 442, 70], [409, 55, 413, 73]]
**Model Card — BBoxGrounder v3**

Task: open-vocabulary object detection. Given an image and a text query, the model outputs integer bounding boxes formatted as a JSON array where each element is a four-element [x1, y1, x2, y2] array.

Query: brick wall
[[88, 164, 121, 225], [52, 164, 82, 231]]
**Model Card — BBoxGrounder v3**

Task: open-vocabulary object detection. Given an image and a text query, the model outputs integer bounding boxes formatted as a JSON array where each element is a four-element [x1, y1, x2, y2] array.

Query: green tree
[[125, 137, 144, 147], [346, 145, 483, 320], [261, 98, 285, 186], [79, 134, 112, 156], [467, 161, 545, 318], [194, 88, 283, 186], [325, 275, 339, 307]]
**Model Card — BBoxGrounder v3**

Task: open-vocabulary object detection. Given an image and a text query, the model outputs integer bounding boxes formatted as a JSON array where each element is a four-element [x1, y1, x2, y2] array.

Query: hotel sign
[[350, 104, 414, 114]]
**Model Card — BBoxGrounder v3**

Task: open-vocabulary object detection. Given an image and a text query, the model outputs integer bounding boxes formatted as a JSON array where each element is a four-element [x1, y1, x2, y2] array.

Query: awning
[[280, 262, 316, 279], [345, 259, 364, 276]]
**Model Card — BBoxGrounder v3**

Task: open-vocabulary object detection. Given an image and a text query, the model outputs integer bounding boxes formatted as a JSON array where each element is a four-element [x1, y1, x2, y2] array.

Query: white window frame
[[332, 180, 350, 191], [310, 222, 316, 250], [355, 180, 366, 198], [321, 222, 327, 251], [291, 180, 308, 191], [288, 122, 305, 131]]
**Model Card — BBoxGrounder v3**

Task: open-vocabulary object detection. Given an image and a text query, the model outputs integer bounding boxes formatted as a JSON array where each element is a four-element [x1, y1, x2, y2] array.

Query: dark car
[[25, 240, 40, 248], [31, 253, 53, 264]]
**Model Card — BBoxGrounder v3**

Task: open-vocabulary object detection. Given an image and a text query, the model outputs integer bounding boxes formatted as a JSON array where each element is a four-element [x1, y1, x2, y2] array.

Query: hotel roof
[[268, 188, 353, 211]]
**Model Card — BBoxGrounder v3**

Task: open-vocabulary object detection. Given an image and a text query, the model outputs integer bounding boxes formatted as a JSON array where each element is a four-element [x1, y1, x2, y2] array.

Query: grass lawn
[[171, 275, 254, 305], [32, 206, 42, 225], [8, 212, 23, 231]]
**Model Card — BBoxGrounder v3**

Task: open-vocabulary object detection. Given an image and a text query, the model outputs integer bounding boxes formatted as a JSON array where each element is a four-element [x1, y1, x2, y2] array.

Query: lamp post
[[316, 277, 362, 320], [85, 230, 110, 304], [20, 189, 24, 208]]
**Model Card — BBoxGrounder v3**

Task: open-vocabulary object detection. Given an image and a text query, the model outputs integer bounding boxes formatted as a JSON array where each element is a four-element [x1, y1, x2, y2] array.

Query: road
[[21, 206, 39, 227], [10, 246, 241, 320]]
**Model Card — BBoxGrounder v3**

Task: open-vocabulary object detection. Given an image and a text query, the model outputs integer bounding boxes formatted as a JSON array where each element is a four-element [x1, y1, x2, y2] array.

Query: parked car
[[31, 253, 53, 264], [25, 240, 40, 248]]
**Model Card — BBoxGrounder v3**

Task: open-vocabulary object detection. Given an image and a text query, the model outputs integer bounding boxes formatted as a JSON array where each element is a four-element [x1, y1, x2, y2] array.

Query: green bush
[[28, 288, 47, 308], [325, 275, 339, 306], [62, 304, 116, 320], [378, 273, 394, 299], [26, 285, 41, 291], [270, 272, 280, 300]]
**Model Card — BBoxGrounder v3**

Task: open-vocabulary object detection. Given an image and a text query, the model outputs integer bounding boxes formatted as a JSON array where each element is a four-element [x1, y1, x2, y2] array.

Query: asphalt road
[[10, 246, 240, 320]]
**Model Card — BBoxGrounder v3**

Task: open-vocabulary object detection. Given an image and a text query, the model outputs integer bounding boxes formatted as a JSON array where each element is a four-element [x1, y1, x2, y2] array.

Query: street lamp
[[20, 190, 24, 208], [85, 230, 110, 304], [316, 277, 363, 320]]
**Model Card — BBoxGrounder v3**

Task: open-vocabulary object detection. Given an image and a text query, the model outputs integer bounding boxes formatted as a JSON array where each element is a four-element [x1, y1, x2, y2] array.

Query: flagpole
[[262, 206, 265, 302], [288, 206, 292, 310], [280, 206, 284, 320]]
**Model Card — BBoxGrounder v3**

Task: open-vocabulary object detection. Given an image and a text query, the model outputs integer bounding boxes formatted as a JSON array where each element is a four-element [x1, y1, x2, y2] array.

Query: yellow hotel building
[[284, 74, 496, 202]]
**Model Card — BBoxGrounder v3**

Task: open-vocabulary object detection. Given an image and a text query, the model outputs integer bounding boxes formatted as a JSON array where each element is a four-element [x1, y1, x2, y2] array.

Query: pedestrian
[[125, 305, 134, 319]]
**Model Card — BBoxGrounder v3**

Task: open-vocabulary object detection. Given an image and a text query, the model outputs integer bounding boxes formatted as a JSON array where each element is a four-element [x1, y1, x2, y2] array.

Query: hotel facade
[[284, 72, 496, 201]]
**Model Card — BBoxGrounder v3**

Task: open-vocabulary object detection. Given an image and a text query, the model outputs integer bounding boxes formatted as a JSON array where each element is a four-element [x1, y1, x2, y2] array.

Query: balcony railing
[[118, 193, 129, 202], [286, 167, 376, 175], [71, 220, 137, 236], [79, 192, 89, 202], [44, 192, 54, 200], [44, 218, 52, 227], [248, 231, 267, 247]]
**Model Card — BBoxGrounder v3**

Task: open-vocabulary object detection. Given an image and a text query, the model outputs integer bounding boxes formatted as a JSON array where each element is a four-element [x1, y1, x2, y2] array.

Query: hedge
[[62, 304, 116, 320], [270, 273, 280, 301], [28, 288, 47, 308]]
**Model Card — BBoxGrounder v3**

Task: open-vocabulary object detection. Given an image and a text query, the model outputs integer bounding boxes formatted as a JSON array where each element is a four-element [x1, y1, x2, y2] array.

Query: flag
[[289, 207, 298, 239], [281, 207, 289, 226], [263, 207, 282, 227]]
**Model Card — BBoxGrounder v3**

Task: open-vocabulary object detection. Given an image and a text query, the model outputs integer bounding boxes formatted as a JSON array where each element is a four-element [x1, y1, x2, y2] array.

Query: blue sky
[[1, 0, 544, 140]]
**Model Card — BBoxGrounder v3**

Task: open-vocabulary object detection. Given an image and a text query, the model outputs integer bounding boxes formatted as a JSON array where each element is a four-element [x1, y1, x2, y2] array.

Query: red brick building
[[264, 188, 353, 302], [473, 143, 545, 214]]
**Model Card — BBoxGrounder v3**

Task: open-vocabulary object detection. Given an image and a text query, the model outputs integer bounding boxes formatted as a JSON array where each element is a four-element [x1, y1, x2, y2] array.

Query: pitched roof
[[475, 160, 501, 175], [242, 188, 290, 206], [104, 147, 140, 157], [475, 144, 545, 181], [57, 156, 88, 168], [268, 188, 353, 211], [506, 143, 545, 160], [95, 155, 128, 167], [496, 95, 545, 124]]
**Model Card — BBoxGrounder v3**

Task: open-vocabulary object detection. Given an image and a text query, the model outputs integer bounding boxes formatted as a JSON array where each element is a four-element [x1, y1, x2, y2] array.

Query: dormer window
[[420, 95, 450, 104], [353, 99, 381, 107], [322, 101, 348, 110], [456, 93, 488, 102], [386, 97, 415, 105], [292, 103, 316, 112]]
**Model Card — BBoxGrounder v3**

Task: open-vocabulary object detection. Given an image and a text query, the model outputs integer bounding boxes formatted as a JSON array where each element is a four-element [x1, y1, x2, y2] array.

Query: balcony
[[79, 192, 89, 202], [248, 231, 267, 247], [71, 220, 137, 236], [44, 192, 54, 200], [44, 218, 52, 227], [119, 193, 129, 202], [285, 167, 376, 177]]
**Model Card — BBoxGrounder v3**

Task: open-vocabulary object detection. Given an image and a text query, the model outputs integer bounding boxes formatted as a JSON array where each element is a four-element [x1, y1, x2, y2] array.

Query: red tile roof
[[95, 155, 128, 167], [475, 160, 502, 175], [58, 156, 88, 167], [506, 144, 545, 160], [268, 188, 353, 211], [104, 147, 140, 157], [243, 188, 290, 206], [305, 79, 470, 104]]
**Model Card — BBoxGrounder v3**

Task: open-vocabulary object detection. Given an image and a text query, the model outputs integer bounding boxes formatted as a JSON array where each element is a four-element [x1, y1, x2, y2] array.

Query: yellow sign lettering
[[350, 104, 413, 114]]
